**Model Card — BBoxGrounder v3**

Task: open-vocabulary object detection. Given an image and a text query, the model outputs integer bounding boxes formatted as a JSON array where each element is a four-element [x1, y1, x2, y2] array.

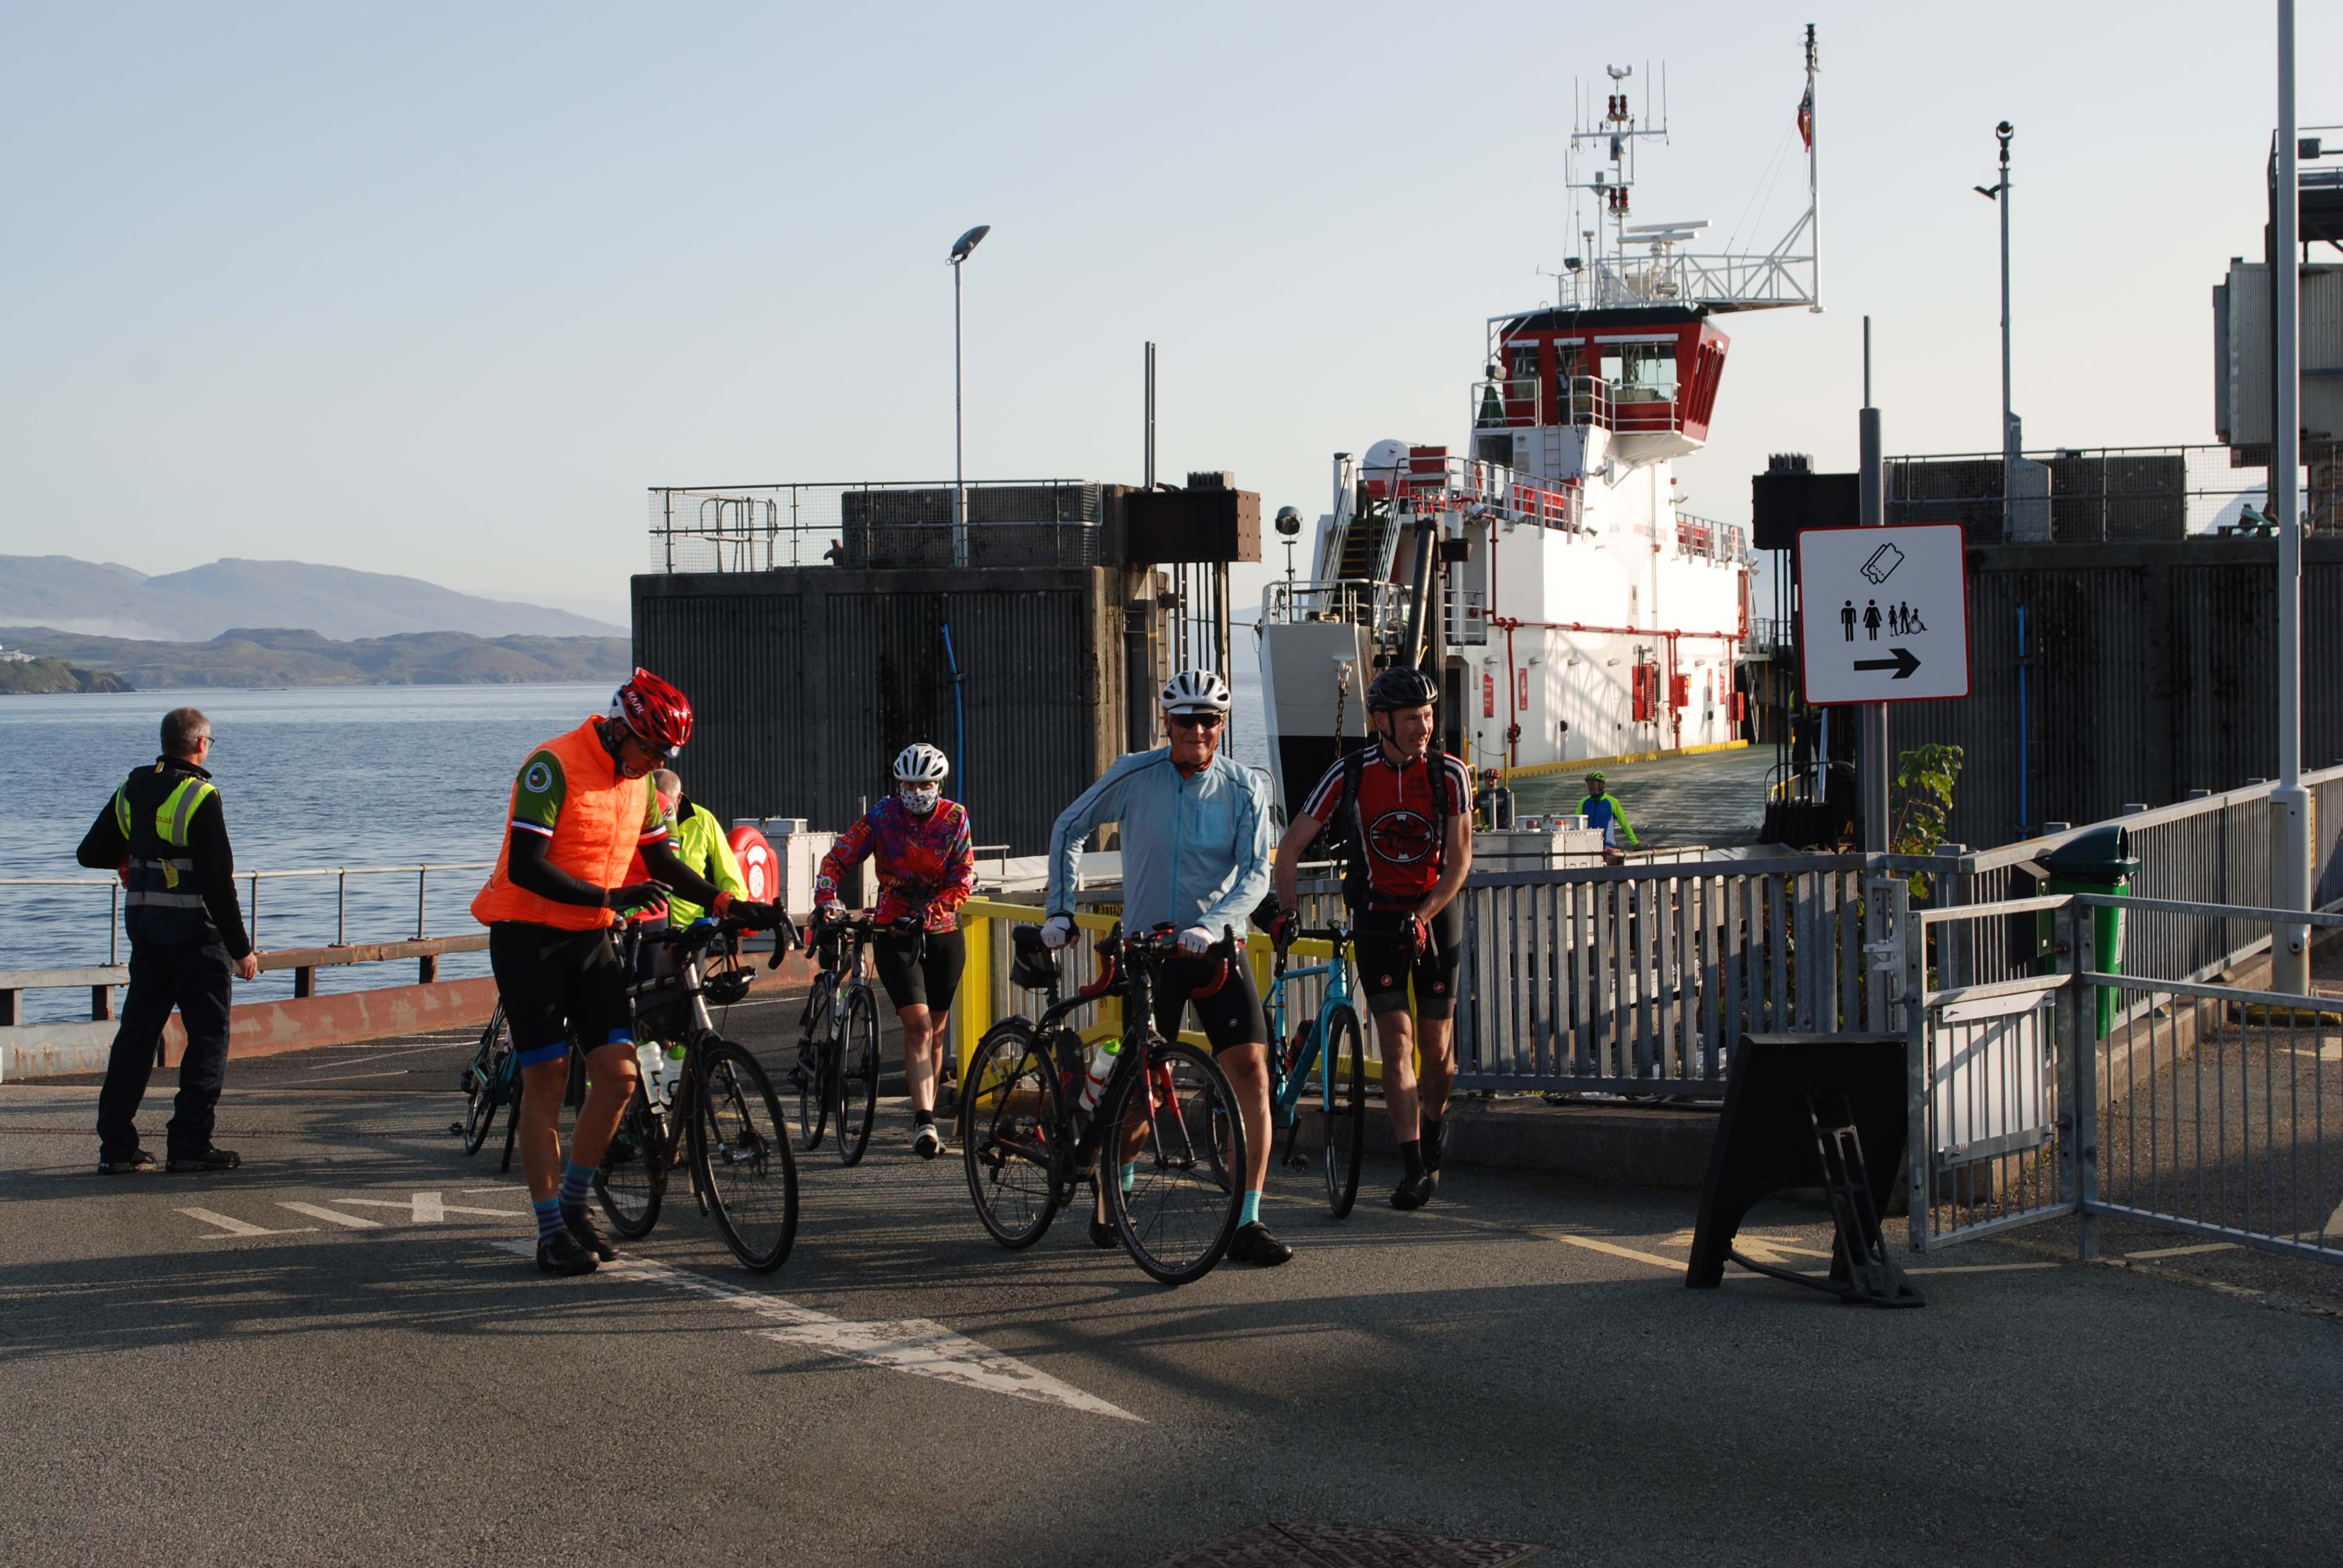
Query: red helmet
[[610, 668, 693, 757]]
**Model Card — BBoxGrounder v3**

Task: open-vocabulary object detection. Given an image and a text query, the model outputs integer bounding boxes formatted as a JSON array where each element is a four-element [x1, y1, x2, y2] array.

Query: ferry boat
[[1256, 30, 1823, 812]]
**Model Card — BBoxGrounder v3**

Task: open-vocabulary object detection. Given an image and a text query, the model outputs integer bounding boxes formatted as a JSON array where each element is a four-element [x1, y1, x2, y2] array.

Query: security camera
[[1274, 505, 1303, 538]]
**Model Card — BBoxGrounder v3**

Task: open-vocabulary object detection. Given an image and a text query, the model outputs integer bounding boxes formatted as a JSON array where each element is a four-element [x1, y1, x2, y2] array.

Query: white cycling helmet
[[893, 742, 950, 783], [1161, 668, 1232, 715]]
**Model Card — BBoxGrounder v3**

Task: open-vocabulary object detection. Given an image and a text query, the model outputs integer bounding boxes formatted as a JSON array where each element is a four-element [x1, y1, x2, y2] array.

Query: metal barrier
[[1923, 765, 2343, 1001], [1905, 889, 2343, 1266], [1455, 855, 1895, 1095], [952, 894, 1353, 1080]]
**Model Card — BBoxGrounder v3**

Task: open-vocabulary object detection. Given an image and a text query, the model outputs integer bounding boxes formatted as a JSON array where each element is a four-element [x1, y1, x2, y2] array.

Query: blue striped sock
[[1119, 1161, 1137, 1192], [533, 1197, 566, 1244], [1240, 1189, 1262, 1227], [559, 1161, 595, 1207]]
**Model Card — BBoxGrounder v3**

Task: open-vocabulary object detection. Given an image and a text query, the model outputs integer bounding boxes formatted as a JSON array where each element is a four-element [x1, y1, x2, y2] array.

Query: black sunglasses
[[1167, 713, 1225, 731]]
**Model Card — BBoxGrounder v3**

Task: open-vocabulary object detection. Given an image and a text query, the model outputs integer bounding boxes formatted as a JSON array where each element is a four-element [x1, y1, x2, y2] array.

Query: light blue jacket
[[1046, 748, 1274, 937]]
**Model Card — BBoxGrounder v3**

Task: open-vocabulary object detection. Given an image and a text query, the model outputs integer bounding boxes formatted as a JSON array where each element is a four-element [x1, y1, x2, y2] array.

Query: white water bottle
[[1078, 1036, 1121, 1114], [637, 1042, 672, 1111]]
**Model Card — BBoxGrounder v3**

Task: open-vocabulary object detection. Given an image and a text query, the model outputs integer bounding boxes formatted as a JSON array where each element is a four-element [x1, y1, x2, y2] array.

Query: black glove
[[1268, 904, 1300, 951], [605, 881, 669, 912], [892, 913, 925, 938], [729, 899, 781, 930]]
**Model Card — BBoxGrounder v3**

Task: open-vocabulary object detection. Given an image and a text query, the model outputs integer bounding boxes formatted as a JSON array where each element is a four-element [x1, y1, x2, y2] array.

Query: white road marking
[[335, 1193, 523, 1222], [490, 1242, 1140, 1422], [1548, 1230, 2060, 1281], [2125, 1241, 2242, 1261], [303, 1042, 456, 1069], [278, 1201, 383, 1229], [298, 1071, 410, 1083], [179, 1207, 318, 1240], [2325, 1198, 2343, 1240]]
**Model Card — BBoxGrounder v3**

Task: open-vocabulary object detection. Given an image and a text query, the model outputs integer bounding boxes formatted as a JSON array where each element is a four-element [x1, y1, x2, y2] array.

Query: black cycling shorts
[[1355, 901, 1464, 1021], [1151, 949, 1267, 1054], [488, 921, 634, 1067], [873, 928, 966, 1013]]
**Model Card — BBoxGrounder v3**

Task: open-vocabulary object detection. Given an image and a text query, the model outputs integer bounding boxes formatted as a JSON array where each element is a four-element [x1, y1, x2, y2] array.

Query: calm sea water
[[2, 674, 1269, 1022]]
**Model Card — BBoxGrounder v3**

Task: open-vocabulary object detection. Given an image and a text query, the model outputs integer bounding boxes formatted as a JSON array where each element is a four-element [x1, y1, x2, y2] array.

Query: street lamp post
[[949, 224, 991, 569], [2272, 1, 2310, 991], [1975, 122, 2014, 539]]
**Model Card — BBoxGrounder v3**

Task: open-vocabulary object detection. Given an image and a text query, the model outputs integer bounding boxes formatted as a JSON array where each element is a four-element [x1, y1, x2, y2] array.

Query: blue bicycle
[[1261, 923, 1369, 1218]]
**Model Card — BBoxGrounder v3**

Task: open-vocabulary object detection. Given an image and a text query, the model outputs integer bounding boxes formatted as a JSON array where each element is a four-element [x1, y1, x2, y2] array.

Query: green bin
[[2036, 824, 2140, 1039]]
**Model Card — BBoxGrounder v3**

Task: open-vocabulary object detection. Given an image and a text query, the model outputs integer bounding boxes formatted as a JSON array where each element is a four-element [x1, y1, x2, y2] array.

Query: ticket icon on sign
[[1860, 543, 1906, 585]]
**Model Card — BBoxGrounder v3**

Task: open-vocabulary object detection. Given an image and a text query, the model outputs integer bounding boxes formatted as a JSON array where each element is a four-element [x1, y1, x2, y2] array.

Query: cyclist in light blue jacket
[[1041, 668, 1289, 1267]]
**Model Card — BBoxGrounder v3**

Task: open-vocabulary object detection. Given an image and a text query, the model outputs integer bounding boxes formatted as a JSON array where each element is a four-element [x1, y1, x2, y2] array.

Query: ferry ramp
[[1506, 744, 1773, 849], [3, 1001, 2341, 1566]]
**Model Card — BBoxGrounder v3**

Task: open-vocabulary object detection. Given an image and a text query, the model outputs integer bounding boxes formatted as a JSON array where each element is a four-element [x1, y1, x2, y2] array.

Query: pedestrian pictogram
[[1797, 523, 1969, 704]]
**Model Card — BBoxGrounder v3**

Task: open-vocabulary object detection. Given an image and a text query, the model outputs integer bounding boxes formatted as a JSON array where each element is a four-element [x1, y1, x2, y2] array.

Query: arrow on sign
[[1852, 647, 1922, 679]]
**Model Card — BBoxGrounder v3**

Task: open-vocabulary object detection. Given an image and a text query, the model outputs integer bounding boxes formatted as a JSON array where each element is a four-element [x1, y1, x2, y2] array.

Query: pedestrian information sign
[[1797, 523, 1970, 705]]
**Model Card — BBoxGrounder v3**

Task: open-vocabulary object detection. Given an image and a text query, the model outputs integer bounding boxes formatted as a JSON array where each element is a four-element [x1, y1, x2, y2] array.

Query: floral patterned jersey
[[814, 797, 975, 933]]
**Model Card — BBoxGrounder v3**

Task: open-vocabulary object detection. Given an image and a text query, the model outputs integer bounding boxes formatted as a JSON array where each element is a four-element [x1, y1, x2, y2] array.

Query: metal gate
[[1905, 890, 2343, 1263]]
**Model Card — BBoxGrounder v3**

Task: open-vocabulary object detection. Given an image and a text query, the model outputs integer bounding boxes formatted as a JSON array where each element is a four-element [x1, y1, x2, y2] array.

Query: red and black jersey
[[1302, 748, 1471, 906]]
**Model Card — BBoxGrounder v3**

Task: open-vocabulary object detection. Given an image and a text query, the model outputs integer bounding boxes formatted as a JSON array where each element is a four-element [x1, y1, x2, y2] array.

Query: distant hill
[[0, 556, 627, 641], [0, 626, 629, 688], [0, 655, 134, 695]]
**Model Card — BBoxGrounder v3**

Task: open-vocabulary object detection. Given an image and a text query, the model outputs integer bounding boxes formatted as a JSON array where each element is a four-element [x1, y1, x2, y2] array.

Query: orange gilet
[[470, 717, 646, 931]]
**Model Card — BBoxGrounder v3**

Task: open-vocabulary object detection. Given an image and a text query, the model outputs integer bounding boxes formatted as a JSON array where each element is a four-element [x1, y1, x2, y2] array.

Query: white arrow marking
[[278, 1201, 382, 1230], [490, 1243, 1139, 1422], [179, 1207, 318, 1240]]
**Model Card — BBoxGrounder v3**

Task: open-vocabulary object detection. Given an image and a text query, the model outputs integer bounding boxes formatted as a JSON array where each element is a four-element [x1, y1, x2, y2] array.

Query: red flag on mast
[[1797, 86, 1814, 151]]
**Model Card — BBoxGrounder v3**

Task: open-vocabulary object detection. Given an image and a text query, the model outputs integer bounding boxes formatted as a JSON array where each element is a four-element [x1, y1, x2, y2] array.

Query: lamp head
[[1274, 505, 1302, 538], [949, 224, 992, 263]]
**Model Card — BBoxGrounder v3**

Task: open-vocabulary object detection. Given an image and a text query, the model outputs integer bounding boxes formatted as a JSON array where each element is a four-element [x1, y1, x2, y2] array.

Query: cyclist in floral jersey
[[813, 743, 975, 1158]]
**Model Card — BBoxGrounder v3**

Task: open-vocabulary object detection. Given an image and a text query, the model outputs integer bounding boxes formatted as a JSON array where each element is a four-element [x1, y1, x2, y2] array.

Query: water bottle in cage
[[1078, 1035, 1122, 1113]]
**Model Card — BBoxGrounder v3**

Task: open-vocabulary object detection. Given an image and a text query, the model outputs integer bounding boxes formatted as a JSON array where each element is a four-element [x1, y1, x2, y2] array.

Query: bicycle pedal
[[1280, 1154, 1308, 1171]]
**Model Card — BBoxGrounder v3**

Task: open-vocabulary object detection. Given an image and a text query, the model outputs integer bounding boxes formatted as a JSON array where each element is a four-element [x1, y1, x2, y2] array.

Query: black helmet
[[1366, 665, 1440, 713]]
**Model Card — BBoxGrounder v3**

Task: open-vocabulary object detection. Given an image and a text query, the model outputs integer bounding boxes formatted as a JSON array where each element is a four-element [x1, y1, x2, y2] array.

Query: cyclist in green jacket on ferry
[[1578, 772, 1639, 852], [648, 769, 745, 926]]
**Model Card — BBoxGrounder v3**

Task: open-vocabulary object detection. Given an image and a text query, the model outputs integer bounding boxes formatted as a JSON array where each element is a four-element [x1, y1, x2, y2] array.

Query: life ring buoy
[[727, 824, 780, 905]]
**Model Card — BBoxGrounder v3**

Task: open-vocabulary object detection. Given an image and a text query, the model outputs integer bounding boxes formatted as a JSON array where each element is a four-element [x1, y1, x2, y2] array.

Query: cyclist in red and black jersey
[[1268, 665, 1473, 1211]]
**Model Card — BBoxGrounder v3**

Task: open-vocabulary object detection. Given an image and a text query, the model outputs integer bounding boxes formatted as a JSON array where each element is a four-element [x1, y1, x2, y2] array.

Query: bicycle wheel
[[794, 984, 833, 1151], [461, 1008, 511, 1156], [834, 986, 882, 1166], [1105, 1039, 1245, 1285], [961, 1019, 1063, 1249], [596, 1085, 667, 1240], [1319, 1005, 1366, 1220], [691, 1038, 799, 1273]]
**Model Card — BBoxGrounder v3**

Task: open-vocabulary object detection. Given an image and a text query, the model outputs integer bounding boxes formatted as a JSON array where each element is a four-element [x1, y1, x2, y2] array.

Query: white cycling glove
[[1176, 925, 1213, 956], [1040, 913, 1075, 950]]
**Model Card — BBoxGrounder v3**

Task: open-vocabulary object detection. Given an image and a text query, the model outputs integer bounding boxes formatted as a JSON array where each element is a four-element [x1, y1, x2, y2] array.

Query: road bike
[[590, 917, 801, 1274], [1260, 922, 1369, 1218], [961, 921, 1248, 1286], [790, 910, 883, 1165], [454, 1005, 582, 1174]]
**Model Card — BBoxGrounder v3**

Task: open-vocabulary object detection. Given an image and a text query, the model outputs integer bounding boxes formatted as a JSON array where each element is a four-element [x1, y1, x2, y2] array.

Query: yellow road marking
[[2124, 1241, 2241, 1261], [1548, 1233, 1685, 1270]]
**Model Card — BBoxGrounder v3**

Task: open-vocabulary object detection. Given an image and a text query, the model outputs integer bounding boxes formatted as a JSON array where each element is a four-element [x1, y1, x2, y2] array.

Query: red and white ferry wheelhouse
[[1256, 30, 1823, 812]]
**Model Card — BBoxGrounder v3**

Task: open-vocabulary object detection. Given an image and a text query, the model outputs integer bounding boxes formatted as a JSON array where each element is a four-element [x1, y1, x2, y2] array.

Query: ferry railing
[[1469, 377, 1543, 431], [1261, 578, 1412, 639]]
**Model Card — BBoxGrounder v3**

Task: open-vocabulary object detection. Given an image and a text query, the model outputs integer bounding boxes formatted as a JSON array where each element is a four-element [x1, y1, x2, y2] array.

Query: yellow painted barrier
[[953, 897, 1344, 1076]]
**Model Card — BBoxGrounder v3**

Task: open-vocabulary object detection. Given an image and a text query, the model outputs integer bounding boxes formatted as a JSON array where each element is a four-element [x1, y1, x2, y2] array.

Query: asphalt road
[[5, 1005, 2343, 1567]]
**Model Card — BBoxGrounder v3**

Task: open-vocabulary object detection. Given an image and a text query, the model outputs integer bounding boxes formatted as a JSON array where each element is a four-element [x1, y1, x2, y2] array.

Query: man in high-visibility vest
[[472, 670, 781, 1276], [646, 768, 745, 927], [76, 706, 262, 1175]]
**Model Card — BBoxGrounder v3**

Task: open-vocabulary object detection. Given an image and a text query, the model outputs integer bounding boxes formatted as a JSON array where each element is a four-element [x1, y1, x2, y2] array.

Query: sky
[[5, 1, 2336, 630]]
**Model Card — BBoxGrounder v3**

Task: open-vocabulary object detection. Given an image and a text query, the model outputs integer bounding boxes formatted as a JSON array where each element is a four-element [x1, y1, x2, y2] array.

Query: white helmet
[[1161, 668, 1232, 716], [893, 742, 950, 783]]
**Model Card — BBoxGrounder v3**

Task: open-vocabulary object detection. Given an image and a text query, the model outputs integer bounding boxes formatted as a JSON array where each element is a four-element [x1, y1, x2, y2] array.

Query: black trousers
[[97, 940, 233, 1161]]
